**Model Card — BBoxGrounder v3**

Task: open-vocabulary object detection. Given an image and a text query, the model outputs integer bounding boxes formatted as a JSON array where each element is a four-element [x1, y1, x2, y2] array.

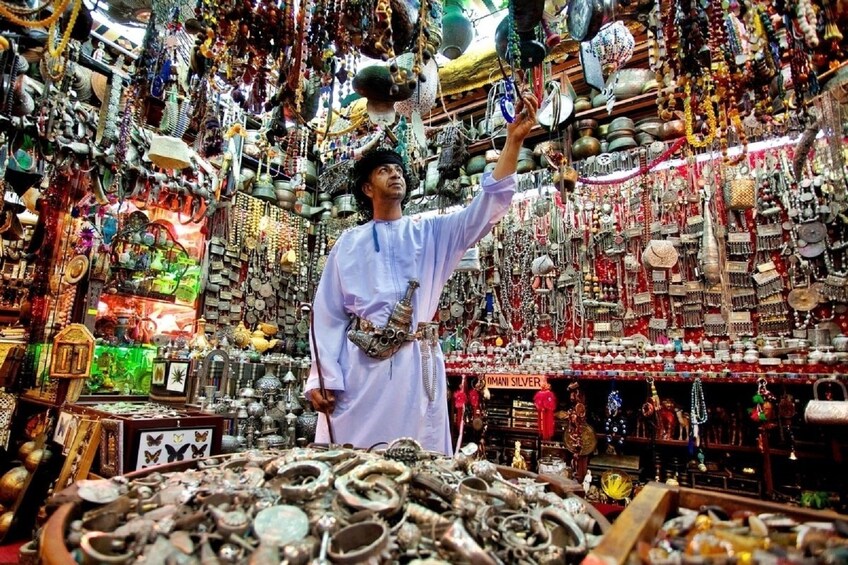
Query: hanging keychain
[[500, 76, 517, 124]]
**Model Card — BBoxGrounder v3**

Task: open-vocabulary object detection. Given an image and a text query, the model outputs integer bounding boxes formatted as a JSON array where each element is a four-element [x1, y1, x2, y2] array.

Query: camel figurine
[[707, 406, 728, 445], [675, 409, 690, 442]]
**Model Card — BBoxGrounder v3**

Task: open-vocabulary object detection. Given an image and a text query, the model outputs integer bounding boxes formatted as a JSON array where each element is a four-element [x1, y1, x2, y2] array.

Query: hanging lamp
[[439, 0, 474, 59]]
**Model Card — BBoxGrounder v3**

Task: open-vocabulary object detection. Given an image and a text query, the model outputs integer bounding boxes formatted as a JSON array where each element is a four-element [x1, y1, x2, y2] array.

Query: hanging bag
[[804, 378, 848, 425]]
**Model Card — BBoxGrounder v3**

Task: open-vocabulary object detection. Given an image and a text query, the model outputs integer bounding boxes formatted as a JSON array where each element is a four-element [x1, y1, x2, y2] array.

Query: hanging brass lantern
[[440, 0, 474, 59]]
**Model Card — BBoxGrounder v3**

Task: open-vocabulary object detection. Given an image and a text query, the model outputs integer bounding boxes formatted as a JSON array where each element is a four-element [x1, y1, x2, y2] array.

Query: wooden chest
[[588, 483, 848, 565]]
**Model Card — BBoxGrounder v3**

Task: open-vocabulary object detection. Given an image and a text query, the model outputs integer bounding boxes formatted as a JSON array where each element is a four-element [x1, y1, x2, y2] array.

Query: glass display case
[[85, 344, 157, 396]]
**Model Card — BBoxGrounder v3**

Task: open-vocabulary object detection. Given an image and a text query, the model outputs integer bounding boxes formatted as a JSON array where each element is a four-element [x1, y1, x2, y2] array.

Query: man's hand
[[492, 91, 539, 181], [506, 91, 539, 143], [309, 389, 337, 414]]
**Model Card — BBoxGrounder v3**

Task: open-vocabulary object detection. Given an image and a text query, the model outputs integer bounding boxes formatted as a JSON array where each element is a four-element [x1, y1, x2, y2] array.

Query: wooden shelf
[[459, 92, 661, 158], [446, 368, 846, 385], [620, 435, 760, 454], [427, 40, 652, 127], [489, 424, 548, 435]]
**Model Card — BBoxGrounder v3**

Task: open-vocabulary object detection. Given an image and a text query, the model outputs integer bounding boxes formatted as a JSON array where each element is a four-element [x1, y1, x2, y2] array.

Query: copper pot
[[0, 467, 28, 503], [572, 136, 601, 160], [659, 119, 685, 140]]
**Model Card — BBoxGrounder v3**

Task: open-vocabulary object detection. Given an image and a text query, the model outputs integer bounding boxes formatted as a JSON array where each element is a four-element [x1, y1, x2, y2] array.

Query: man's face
[[363, 163, 406, 205]]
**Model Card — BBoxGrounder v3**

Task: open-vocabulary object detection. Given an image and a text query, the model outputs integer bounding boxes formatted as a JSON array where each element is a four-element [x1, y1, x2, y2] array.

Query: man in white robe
[[306, 94, 538, 454]]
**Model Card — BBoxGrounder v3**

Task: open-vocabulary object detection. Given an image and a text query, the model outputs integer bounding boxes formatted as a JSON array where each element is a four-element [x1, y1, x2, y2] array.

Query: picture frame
[[53, 410, 78, 454], [152, 361, 167, 385], [136, 427, 213, 470], [166, 362, 189, 393], [56, 419, 102, 491], [98, 419, 124, 478]]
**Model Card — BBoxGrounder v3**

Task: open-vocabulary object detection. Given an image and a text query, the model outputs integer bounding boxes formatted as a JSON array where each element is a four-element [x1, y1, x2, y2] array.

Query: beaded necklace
[[47, 0, 82, 61], [690, 377, 707, 444], [0, 0, 69, 28]]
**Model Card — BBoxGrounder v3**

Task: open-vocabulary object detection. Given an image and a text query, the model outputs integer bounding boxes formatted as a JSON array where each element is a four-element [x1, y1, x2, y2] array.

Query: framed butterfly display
[[135, 427, 213, 469]]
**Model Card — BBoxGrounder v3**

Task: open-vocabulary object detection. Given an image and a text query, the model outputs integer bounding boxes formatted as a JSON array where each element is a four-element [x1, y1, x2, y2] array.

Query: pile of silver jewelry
[[64, 440, 603, 564]]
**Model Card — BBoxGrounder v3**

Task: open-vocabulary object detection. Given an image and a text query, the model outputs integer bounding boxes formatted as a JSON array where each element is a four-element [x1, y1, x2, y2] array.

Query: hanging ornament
[[580, 21, 635, 112], [454, 380, 467, 430], [394, 57, 440, 118], [534, 380, 557, 440], [749, 378, 776, 424], [440, 0, 474, 59]]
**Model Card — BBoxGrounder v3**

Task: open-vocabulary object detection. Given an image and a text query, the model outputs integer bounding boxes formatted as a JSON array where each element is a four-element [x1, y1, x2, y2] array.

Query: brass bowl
[[597, 124, 610, 139], [24, 448, 52, 473], [609, 116, 636, 131], [0, 511, 13, 539], [659, 119, 686, 140], [18, 441, 37, 461], [518, 147, 536, 161], [592, 93, 607, 108], [636, 119, 663, 138], [641, 79, 660, 94], [636, 132, 656, 146], [466, 155, 487, 175], [608, 136, 638, 152], [606, 128, 637, 142], [613, 68, 654, 99], [635, 116, 664, 127], [516, 158, 537, 174]]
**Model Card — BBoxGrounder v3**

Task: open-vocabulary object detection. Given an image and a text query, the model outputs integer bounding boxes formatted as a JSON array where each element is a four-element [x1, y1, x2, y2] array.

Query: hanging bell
[[440, 0, 474, 59], [252, 173, 277, 203]]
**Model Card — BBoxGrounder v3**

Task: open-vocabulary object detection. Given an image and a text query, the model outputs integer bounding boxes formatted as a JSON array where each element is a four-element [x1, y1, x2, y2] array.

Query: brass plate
[[564, 423, 597, 456]]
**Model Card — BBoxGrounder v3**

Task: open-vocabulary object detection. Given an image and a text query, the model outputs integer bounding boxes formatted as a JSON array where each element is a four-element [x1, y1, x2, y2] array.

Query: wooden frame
[[55, 419, 101, 491], [97, 419, 123, 478], [151, 361, 166, 385], [49, 324, 95, 379], [165, 362, 189, 393]]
